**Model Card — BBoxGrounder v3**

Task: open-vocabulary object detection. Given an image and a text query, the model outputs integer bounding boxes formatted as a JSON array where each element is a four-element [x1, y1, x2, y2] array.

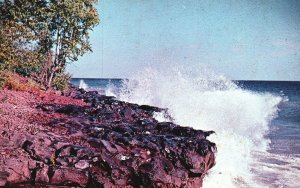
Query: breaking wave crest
[[79, 79, 89, 90], [119, 64, 284, 187]]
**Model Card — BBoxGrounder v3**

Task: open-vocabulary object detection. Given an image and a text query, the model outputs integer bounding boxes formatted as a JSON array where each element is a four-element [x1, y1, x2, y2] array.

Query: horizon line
[[71, 78, 300, 82]]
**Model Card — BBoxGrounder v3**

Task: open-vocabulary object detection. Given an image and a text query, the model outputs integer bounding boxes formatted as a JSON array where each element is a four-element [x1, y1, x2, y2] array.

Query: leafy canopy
[[0, 0, 99, 90]]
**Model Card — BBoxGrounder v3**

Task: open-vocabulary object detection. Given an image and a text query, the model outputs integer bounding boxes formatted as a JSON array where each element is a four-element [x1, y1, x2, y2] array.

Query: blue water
[[71, 79, 300, 155], [71, 78, 123, 90], [237, 81, 300, 155], [71, 78, 300, 187]]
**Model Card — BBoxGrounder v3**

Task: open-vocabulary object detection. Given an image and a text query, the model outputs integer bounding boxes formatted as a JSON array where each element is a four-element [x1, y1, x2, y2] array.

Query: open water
[[71, 65, 300, 188]]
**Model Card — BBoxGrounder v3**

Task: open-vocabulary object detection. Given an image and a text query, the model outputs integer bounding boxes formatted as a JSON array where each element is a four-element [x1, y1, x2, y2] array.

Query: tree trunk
[[46, 27, 61, 90], [47, 70, 55, 90]]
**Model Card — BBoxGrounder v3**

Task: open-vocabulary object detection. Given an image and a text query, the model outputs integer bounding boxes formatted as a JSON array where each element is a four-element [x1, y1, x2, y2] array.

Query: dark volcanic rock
[[1, 88, 216, 187]]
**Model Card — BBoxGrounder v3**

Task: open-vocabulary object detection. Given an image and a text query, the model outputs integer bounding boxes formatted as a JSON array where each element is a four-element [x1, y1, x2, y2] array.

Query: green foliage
[[0, 0, 99, 91], [0, 1, 42, 75], [52, 72, 71, 92]]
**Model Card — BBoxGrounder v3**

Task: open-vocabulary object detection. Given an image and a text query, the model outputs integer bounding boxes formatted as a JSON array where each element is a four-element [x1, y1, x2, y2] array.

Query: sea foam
[[119, 64, 284, 187], [79, 79, 89, 90]]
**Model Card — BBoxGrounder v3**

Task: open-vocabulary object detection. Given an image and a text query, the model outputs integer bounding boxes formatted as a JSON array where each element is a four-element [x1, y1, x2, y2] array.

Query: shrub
[[0, 71, 40, 92], [52, 73, 71, 92]]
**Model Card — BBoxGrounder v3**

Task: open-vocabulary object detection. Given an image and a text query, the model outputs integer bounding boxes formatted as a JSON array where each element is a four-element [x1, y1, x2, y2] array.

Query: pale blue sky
[[67, 0, 300, 80]]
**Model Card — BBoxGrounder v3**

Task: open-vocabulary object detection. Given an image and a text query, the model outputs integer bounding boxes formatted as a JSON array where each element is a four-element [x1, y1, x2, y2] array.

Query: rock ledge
[[0, 88, 216, 187]]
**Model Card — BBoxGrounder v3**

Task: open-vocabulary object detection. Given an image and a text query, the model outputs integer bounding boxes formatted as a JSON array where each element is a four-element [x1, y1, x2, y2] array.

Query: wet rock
[[56, 105, 83, 115], [1, 87, 216, 187]]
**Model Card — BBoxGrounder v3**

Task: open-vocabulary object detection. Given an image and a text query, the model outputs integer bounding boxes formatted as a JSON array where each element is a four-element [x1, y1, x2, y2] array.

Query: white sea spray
[[105, 81, 118, 97], [118, 63, 293, 188], [79, 79, 88, 90]]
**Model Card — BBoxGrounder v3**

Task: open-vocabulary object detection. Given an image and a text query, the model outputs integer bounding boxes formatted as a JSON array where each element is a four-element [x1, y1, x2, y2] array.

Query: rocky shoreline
[[0, 87, 216, 187]]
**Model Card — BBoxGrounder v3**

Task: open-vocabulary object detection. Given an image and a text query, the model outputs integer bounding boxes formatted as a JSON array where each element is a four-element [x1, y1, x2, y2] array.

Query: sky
[[66, 0, 300, 81]]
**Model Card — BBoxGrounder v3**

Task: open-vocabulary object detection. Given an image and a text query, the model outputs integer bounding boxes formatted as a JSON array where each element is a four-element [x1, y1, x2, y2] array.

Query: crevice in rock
[[47, 165, 55, 181], [30, 168, 37, 185]]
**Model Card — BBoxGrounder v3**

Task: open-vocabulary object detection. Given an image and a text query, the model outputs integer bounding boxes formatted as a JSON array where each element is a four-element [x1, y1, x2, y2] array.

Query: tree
[[0, 1, 41, 76], [0, 0, 99, 90]]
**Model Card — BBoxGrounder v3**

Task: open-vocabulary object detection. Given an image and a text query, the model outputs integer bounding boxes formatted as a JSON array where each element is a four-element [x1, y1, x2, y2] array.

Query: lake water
[[71, 75, 300, 188]]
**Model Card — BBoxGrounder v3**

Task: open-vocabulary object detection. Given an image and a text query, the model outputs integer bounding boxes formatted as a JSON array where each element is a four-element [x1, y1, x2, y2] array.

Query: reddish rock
[[35, 165, 50, 184], [0, 88, 216, 187], [50, 168, 89, 186]]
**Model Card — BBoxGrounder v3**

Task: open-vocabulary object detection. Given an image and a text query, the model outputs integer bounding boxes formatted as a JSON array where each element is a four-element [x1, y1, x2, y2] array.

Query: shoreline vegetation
[[0, 0, 99, 91], [0, 0, 216, 187]]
